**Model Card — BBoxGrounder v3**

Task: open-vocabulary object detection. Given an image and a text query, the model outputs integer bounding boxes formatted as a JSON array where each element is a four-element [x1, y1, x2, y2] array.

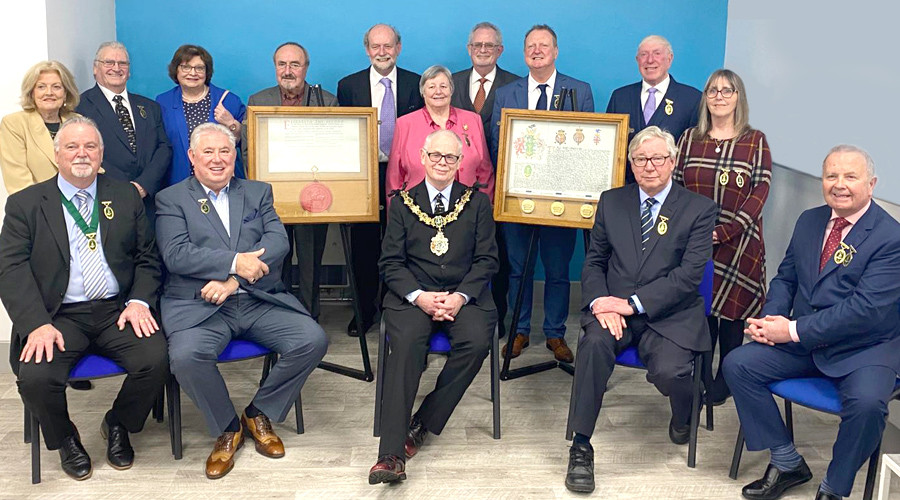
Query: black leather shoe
[[565, 441, 595, 493], [101, 418, 134, 470], [68, 380, 92, 391], [58, 428, 92, 480], [741, 459, 812, 500], [815, 489, 841, 500], [404, 415, 428, 459], [709, 377, 732, 406], [668, 417, 690, 445], [347, 317, 374, 337]]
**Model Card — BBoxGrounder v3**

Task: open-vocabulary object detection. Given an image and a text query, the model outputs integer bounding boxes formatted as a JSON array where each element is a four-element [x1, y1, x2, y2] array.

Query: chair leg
[[729, 425, 745, 480], [294, 392, 304, 435], [261, 353, 276, 386], [864, 443, 881, 500], [167, 375, 183, 460], [373, 319, 387, 437], [153, 391, 164, 423], [24, 406, 31, 444], [703, 351, 714, 431], [688, 352, 702, 468], [31, 413, 40, 484], [784, 400, 794, 441], [491, 325, 500, 439]]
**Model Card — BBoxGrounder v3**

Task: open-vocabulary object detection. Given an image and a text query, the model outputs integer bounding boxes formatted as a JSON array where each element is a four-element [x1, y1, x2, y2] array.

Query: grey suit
[[243, 84, 338, 319], [156, 176, 327, 435]]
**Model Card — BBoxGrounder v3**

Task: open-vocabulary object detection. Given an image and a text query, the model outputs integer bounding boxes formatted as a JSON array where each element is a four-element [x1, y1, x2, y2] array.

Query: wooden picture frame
[[493, 109, 629, 229], [246, 106, 379, 224]]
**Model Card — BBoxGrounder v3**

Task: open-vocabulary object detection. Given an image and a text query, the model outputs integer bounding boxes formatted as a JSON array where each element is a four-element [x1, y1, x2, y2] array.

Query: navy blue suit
[[723, 202, 900, 497], [605, 76, 701, 184], [489, 73, 594, 340]]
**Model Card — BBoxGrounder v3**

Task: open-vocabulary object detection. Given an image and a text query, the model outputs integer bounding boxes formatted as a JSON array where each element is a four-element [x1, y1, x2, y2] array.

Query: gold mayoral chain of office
[[399, 187, 474, 256]]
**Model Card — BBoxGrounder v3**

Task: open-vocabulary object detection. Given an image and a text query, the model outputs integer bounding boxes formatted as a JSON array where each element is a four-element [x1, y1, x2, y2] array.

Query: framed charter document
[[494, 109, 629, 229], [246, 106, 379, 223]]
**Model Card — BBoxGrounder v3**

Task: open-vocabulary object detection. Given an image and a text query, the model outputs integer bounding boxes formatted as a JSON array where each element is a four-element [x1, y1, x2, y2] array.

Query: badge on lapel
[[137, 105, 146, 119], [657, 215, 669, 235], [101, 201, 114, 220], [833, 242, 856, 267], [664, 99, 674, 116], [198, 198, 210, 214]]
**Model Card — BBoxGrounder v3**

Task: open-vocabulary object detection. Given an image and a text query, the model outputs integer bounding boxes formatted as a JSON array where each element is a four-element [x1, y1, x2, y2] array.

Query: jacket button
[[441, 264, 446, 269]]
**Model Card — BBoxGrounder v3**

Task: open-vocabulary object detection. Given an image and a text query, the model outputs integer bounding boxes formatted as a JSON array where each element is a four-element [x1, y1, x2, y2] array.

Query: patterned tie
[[641, 197, 657, 252], [113, 95, 137, 153], [379, 77, 396, 155], [643, 88, 658, 125], [535, 83, 549, 111], [819, 217, 851, 272], [473, 77, 487, 113], [74, 191, 109, 300], [433, 193, 446, 215]]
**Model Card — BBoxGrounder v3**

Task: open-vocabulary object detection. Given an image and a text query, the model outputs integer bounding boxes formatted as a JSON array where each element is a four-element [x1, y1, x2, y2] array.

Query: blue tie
[[535, 83, 549, 111], [641, 197, 657, 252]]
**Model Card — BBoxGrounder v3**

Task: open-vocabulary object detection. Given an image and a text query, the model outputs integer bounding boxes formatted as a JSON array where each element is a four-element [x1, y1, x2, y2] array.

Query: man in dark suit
[[606, 35, 701, 184], [368, 129, 498, 484], [337, 24, 424, 336], [0, 117, 167, 481], [490, 24, 595, 364], [565, 126, 715, 493], [156, 123, 327, 479], [243, 42, 338, 321], [723, 145, 900, 500], [75, 41, 172, 220]]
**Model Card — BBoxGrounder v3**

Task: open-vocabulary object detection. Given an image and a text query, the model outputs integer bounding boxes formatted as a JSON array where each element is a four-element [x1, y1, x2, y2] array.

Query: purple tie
[[379, 77, 396, 155], [643, 87, 657, 125]]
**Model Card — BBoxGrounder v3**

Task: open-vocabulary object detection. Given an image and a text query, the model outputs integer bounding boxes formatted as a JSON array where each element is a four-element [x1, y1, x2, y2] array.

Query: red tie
[[819, 217, 850, 272], [473, 78, 487, 113]]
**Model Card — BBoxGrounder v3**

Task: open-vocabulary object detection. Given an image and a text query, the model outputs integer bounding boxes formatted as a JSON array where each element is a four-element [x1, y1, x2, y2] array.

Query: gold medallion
[[657, 215, 669, 235], [87, 233, 98, 251], [836, 242, 856, 267], [736, 174, 745, 188], [101, 201, 114, 220], [833, 248, 846, 265], [430, 230, 449, 256], [399, 188, 474, 258], [550, 201, 565, 216], [198, 198, 210, 214], [137, 105, 147, 119], [521, 199, 535, 214], [580, 203, 594, 219], [664, 99, 674, 116], [719, 171, 729, 186]]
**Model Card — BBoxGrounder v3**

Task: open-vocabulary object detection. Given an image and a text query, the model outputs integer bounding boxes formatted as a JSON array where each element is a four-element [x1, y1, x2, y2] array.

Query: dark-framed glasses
[[632, 155, 670, 167], [706, 87, 736, 98], [425, 151, 460, 164]]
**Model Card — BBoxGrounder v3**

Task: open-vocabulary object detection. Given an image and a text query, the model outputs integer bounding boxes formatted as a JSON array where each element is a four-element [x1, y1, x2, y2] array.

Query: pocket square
[[242, 209, 259, 223]]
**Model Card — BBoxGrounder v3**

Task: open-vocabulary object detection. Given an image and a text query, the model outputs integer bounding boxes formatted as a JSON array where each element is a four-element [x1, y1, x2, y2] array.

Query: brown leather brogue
[[368, 455, 406, 484], [241, 412, 285, 458], [501, 333, 529, 358], [546, 338, 574, 363], [205, 426, 244, 479]]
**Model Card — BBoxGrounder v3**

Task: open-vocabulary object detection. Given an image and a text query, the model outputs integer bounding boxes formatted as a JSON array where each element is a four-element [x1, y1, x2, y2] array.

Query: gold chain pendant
[[431, 230, 449, 256]]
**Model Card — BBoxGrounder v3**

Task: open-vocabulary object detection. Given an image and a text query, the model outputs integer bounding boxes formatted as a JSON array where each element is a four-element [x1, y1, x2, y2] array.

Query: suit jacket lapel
[[188, 177, 230, 246], [815, 205, 876, 285], [127, 91, 147, 154], [28, 112, 56, 167], [97, 177, 112, 252], [39, 178, 70, 263], [228, 180, 244, 251], [88, 86, 133, 154], [640, 184, 681, 267], [413, 183, 433, 216]]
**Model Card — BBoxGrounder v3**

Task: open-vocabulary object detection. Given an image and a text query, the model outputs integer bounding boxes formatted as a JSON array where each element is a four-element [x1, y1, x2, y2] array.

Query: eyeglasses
[[179, 64, 207, 74], [96, 59, 129, 68], [469, 42, 498, 51], [632, 155, 670, 167], [276, 61, 307, 70], [706, 87, 736, 98], [425, 151, 460, 164]]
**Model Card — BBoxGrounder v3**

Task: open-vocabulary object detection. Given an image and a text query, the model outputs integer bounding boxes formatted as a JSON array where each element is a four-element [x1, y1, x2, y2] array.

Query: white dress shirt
[[527, 70, 558, 110]]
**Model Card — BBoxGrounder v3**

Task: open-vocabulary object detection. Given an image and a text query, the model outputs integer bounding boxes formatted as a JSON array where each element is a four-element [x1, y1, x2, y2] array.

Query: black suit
[[571, 182, 716, 436], [76, 85, 172, 221], [377, 180, 498, 458], [0, 175, 167, 449], [337, 67, 424, 327]]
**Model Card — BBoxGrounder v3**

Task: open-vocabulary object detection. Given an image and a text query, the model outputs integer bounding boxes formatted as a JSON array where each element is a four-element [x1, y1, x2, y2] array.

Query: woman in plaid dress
[[674, 69, 771, 404]]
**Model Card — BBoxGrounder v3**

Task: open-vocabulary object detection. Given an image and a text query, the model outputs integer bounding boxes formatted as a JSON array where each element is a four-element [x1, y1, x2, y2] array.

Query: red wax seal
[[300, 182, 333, 213]]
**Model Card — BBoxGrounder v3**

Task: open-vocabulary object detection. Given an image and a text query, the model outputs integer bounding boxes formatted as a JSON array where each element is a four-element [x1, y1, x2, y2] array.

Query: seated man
[[566, 126, 716, 493], [0, 116, 167, 480], [723, 145, 900, 500], [155, 122, 327, 480], [368, 129, 498, 484]]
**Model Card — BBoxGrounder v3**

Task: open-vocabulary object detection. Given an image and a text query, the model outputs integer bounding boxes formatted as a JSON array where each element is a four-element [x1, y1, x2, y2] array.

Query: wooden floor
[[0, 302, 892, 499]]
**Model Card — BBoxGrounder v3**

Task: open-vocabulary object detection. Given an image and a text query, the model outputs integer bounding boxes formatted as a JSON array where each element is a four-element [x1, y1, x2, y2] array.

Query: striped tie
[[74, 191, 109, 300], [641, 197, 657, 252]]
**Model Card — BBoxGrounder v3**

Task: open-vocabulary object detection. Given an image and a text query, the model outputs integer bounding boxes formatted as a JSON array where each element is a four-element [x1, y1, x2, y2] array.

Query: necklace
[[713, 138, 726, 153], [399, 187, 473, 256], [182, 86, 209, 103]]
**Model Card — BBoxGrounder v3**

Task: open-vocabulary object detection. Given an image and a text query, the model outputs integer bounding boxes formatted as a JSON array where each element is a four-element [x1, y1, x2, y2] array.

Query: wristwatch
[[627, 296, 640, 315]]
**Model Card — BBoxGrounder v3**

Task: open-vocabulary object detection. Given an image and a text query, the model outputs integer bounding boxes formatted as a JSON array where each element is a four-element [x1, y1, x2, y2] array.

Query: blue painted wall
[[116, 0, 728, 280]]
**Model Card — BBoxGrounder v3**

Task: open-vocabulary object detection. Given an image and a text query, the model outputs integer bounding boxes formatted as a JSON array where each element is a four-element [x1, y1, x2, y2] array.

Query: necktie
[[643, 87, 658, 125], [433, 194, 446, 215], [74, 191, 109, 300], [819, 217, 851, 272], [641, 197, 657, 252], [113, 95, 137, 153], [473, 77, 487, 113], [379, 77, 396, 155], [535, 83, 549, 111]]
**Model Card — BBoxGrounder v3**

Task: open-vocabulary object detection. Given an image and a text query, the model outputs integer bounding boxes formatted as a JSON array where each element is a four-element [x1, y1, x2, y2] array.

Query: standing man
[[369, 129, 498, 484], [606, 35, 701, 184], [243, 42, 338, 321], [156, 123, 327, 479], [76, 41, 172, 220], [566, 126, 715, 493], [490, 24, 594, 363], [337, 23, 424, 336], [451, 21, 519, 334], [723, 145, 900, 500], [0, 117, 168, 480]]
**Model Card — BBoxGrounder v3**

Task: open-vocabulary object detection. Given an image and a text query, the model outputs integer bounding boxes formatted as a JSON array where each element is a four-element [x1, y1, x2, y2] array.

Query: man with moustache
[[0, 116, 167, 480], [243, 42, 338, 321], [337, 24, 424, 336]]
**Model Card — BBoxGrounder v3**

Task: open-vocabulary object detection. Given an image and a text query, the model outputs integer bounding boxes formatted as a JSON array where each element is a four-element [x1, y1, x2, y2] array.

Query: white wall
[[46, 0, 116, 92], [725, 0, 898, 203]]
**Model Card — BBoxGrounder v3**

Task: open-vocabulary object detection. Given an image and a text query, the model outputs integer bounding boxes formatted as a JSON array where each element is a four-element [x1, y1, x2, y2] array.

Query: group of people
[[0, 20, 896, 500]]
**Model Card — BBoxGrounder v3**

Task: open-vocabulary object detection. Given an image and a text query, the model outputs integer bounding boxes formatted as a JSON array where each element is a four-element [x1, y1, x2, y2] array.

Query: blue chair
[[23, 353, 165, 484], [728, 377, 900, 500], [565, 260, 716, 468], [373, 319, 501, 439], [167, 339, 304, 459]]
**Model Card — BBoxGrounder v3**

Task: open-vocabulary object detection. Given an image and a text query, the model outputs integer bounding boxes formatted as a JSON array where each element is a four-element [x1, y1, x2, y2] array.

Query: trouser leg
[[539, 226, 575, 339], [503, 223, 536, 336], [637, 327, 696, 427]]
